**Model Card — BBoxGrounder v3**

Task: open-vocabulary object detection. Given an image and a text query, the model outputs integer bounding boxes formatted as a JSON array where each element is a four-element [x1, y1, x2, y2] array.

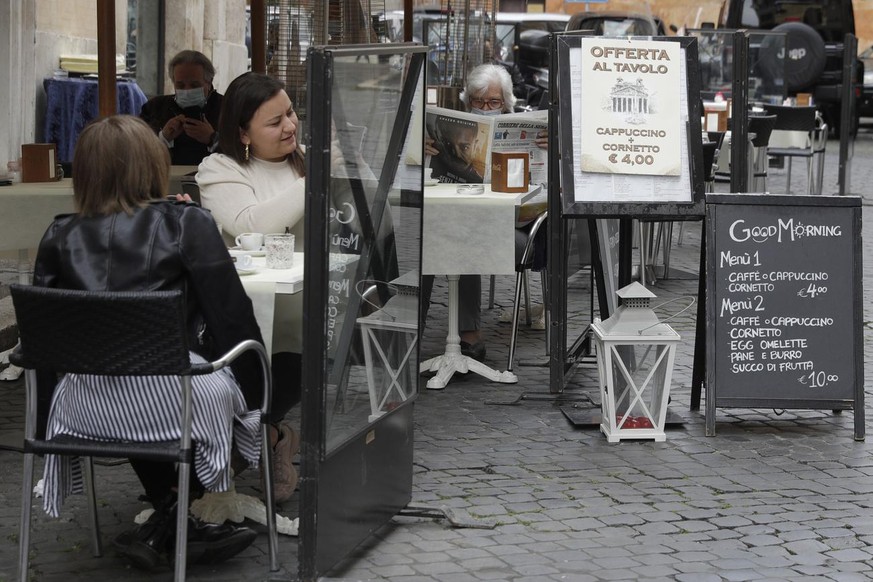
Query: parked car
[[565, 11, 667, 37], [493, 13, 569, 105], [379, 9, 566, 103], [717, 0, 862, 136]]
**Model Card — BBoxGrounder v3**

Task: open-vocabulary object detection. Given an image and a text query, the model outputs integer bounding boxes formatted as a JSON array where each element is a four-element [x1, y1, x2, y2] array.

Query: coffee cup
[[235, 254, 254, 270], [235, 232, 264, 251]]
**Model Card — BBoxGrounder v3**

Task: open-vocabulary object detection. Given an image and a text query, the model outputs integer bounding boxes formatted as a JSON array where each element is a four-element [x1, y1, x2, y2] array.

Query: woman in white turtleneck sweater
[[197, 72, 305, 244], [196, 72, 304, 502]]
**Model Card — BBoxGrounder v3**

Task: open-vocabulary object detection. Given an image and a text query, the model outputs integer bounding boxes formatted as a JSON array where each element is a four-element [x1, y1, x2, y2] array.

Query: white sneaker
[[0, 364, 23, 381]]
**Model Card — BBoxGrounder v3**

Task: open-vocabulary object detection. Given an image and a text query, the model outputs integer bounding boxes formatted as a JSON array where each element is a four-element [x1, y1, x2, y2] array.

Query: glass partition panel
[[318, 49, 425, 454], [690, 29, 787, 105]]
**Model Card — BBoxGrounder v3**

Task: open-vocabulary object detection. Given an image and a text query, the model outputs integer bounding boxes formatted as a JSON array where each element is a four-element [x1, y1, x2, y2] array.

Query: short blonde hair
[[72, 115, 170, 216]]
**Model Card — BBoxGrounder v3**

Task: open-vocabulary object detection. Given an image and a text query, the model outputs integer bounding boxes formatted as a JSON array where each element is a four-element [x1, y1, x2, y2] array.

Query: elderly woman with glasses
[[462, 63, 517, 115], [420, 64, 539, 364]]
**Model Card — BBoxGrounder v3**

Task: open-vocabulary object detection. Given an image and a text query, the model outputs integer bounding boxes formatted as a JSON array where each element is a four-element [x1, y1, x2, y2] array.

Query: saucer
[[229, 247, 266, 257], [235, 266, 258, 275], [424, 179, 440, 187]]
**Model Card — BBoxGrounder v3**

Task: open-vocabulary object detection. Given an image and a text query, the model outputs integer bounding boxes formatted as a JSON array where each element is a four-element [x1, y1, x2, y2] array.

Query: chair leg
[[662, 222, 674, 279], [652, 222, 663, 267], [806, 157, 815, 196], [83, 456, 102, 557], [638, 221, 652, 285], [507, 271, 525, 372], [19, 452, 35, 582], [522, 271, 531, 326], [816, 150, 826, 195], [488, 275, 495, 309], [540, 269, 550, 355], [678, 221, 686, 245], [785, 157, 793, 193], [174, 462, 191, 582], [262, 423, 279, 571]]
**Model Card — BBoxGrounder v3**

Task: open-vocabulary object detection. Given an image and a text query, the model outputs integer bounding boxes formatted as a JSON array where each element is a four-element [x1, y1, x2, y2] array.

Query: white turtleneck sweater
[[196, 153, 306, 243]]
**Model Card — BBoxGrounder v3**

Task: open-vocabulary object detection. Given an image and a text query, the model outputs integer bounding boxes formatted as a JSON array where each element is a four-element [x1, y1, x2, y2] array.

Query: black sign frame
[[704, 194, 864, 440], [555, 34, 706, 219]]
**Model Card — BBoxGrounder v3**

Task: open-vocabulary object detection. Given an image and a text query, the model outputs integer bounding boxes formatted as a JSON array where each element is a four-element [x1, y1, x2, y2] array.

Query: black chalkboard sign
[[705, 194, 864, 439]]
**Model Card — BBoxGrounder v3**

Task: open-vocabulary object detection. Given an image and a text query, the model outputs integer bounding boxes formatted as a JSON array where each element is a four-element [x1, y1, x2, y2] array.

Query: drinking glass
[[265, 234, 294, 269]]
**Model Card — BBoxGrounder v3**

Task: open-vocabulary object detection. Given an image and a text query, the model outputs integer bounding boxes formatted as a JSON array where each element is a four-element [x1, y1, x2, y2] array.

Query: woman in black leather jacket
[[32, 115, 263, 570]]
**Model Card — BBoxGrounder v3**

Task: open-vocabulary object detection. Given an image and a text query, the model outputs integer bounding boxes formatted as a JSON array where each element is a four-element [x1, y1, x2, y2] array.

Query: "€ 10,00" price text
[[608, 153, 655, 167]]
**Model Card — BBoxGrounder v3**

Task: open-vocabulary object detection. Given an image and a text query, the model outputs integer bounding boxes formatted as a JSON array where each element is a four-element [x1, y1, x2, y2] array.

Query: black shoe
[[460, 341, 486, 362], [184, 516, 257, 565], [114, 506, 174, 570]]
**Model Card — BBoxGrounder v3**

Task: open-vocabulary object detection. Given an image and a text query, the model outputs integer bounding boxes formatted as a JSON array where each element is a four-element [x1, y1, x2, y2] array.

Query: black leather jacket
[[33, 200, 265, 414]]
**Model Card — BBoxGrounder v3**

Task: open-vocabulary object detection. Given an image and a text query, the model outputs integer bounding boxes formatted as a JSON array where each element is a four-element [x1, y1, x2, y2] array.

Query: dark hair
[[168, 50, 216, 83], [72, 116, 169, 216], [217, 72, 305, 176]]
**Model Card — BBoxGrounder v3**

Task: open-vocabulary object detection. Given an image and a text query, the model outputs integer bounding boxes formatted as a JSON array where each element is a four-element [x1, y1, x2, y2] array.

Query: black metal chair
[[706, 131, 726, 151], [813, 114, 828, 194], [179, 175, 202, 205], [507, 211, 548, 372], [762, 104, 820, 195], [9, 285, 278, 582], [747, 114, 778, 192], [702, 140, 719, 193]]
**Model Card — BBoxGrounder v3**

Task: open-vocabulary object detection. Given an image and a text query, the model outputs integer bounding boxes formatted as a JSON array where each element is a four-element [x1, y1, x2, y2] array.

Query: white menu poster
[[568, 42, 693, 204], [579, 37, 682, 176]]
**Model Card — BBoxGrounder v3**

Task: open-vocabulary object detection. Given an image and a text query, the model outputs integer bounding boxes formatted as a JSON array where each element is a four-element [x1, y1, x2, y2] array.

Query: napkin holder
[[491, 152, 529, 193], [703, 103, 728, 132], [21, 143, 59, 182]]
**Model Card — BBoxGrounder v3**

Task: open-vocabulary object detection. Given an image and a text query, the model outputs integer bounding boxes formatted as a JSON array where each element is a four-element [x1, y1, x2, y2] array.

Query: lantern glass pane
[[608, 343, 671, 428]]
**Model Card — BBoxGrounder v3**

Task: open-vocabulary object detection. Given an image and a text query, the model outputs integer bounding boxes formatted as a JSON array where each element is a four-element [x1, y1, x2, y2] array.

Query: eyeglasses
[[470, 98, 504, 110]]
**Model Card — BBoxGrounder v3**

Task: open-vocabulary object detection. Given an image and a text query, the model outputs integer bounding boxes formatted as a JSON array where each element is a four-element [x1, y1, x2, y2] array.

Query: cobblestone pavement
[[1, 127, 872, 581]]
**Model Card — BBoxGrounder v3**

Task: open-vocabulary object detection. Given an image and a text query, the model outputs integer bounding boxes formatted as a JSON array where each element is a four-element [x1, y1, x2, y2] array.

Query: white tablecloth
[[237, 253, 304, 356], [422, 183, 542, 276]]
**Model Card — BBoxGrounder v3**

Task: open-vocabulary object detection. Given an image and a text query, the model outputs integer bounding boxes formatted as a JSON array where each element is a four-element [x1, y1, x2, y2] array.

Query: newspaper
[[424, 106, 548, 186]]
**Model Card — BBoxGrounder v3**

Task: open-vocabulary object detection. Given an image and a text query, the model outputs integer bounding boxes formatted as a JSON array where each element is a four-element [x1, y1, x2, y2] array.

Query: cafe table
[[0, 166, 199, 260], [235, 254, 304, 357], [419, 183, 542, 389]]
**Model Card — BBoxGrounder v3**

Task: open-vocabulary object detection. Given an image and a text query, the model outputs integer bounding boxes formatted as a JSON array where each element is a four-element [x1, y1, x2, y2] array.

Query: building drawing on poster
[[611, 78, 650, 119], [580, 38, 682, 178]]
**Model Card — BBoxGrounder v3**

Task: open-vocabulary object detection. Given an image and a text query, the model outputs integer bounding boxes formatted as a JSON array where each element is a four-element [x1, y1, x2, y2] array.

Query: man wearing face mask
[[140, 50, 223, 165]]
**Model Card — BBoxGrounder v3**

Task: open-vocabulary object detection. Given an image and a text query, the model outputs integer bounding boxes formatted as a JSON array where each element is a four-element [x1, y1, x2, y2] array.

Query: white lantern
[[590, 282, 680, 443]]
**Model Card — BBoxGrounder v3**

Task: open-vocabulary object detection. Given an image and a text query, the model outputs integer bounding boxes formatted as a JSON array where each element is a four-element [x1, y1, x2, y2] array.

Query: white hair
[[460, 64, 516, 112]]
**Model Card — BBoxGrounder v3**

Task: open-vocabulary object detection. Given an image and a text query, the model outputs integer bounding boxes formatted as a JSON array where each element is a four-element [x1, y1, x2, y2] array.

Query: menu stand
[[419, 275, 518, 389]]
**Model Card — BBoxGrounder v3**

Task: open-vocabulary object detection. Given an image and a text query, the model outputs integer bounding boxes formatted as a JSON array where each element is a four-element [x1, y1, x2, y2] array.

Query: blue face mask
[[471, 108, 503, 116], [175, 87, 207, 109]]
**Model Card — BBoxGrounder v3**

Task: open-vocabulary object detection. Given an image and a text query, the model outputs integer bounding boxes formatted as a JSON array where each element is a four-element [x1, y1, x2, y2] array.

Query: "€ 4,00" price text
[[608, 153, 655, 167]]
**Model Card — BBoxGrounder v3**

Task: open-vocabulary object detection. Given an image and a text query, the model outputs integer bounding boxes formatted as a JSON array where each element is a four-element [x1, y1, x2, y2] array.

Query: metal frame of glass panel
[[301, 43, 426, 580]]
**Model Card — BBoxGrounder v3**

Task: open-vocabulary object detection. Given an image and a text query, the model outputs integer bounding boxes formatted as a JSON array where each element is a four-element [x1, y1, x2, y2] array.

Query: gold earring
[[244, 143, 250, 161]]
